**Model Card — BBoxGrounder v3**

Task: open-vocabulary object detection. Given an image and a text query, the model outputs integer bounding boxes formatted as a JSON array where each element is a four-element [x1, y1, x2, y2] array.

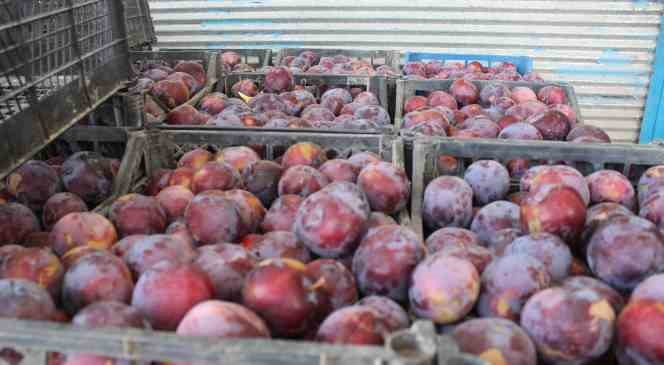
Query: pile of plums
[[0, 141, 418, 364], [166, 73, 391, 130], [0, 151, 119, 246], [131, 59, 207, 119], [418, 155, 664, 364], [402, 59, 542, 82], [277, 50, 399, 76], [219, 51, 265, 73], [400, 79, 606, 142]]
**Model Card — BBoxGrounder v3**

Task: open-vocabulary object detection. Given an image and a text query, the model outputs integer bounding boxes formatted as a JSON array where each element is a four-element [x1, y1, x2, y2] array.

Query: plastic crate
[[404, 52, 533, 75], [410, 137, 664, 238], [118, 50, 218, 126], [274, 49, 401, 71], [123, 0, 156, 50], [394, 79, 582, 132], [0, 0, 132, 179], [216, 49, 273, 76], [197, 72, 393, 134], [0, 318, 485, 364]]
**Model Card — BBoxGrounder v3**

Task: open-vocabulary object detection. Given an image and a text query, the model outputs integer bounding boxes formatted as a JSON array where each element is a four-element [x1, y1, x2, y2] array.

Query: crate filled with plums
[[401, 57, 539, 81], [274, 49, 401, 76], [408, 136, 664, 364], [0, 128, 487, 364], [162, 68, 392, 133], [396, 78, 586, 140], [122, 50, 218, 126], [217, 49, 273, 75]]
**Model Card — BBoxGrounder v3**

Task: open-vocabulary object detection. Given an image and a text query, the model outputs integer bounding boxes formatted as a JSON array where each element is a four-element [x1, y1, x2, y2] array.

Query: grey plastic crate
[[0, 318, 485, 365], [0, 0, 132, 179], [123, 0, 156, 49], [410, 137, 664, 238], [395, 79, 582, 132], [212, 72, 392, 134]]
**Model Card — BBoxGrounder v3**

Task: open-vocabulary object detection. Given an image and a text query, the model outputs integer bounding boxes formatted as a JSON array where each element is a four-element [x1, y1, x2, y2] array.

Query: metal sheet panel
[[148, 0, 663, 143]]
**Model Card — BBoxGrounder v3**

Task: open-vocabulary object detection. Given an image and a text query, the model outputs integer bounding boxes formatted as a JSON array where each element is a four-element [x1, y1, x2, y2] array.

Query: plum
[[450, 79, 479, 106], [61, 152, 113, 205], [261, 195, 302, 232], [485, 228, 522, 256], [409, 254, 479, 324], [242, 258, 329, 337], [62, 251, 134, 315], [263, 66, 294, 93], [198, 93, 227, 116], [316, 305, 388, 345], [278, 165, 330, 198], [357, 295, 409, 332], [470, 201, 520, 245], [404, 96, 428, 113], [295, 182, 370, 258], [124, 234, 196, 276], [177, 300, 270, 340], [638, 165, 664, 205], [156, 186, 193, 223], [505, 233, 572, 282], [562, 276, 625, 313], [194, 243, 257, 302], [322, 88, 352, 105], [497, 122, 543, 140], [242, 160, 282, 207], [143, 68, 168, 82], [41, 192, 87, 230], [521, 165, 590, 206], [144, 169, 172, 196], [347, 151, 382, 170], [423, 176, 474, 229], [352, 225, 425, 302], [478, 254, 551, 321], [520, 287, 615, 364], [357, 161, 410, 215], [177, 148, 213, 171], [49, 212, 117, 257], [231, 79, 258, 98], [520, 184, 586, 245], [320, 96, 344, 115], [550, 104, 578, 126], [587, 214, 664, 292], [1, 247, 63, 300], [403, 62, 426, 77], [319, 159, 360, 183], [453, 318, 536, 365], [463, 160, 510, 205], [248, 93, 288, 115], [354, 105, 390, 126], [459, 104, 486, 119], [566, 125, 611, 143], [0, 202, 39, 246], [185, 191, 244, 245], [306, 259, 358, 310], [537, 85, 567, 105], [454, 117, 500, 139], [402, 109, 450, 132], [425, 227, 480, 251], [220, 51, 241, 67], [109, 194, 167, 237], [72, 300, 146, 329], [166, 105, 202, 125], [585, 170, 635, 211], [6, 160, 60, 211], [301, 106, 335, 124], [168, 167, 195, 190], [479, 83, 511, 107], [281, 142, 326, 169], [151, 79, 190, 109], [243, 231, 310, 262], [0, 278, 55, 320], [354, 91, 379, 106], [191, 161, 241, 194], [132, 261, 213, 330], [527, 110, 571, 141], [174, 61, 206, 88], [510, 87, 537, 104], [216, 146, 261, 174], [640, 191, 664, 231], [428, 90, 458, 110], [616, 299, 664, 365]]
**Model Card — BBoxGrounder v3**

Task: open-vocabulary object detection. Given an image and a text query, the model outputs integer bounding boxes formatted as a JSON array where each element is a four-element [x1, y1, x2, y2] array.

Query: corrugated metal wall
[[148, 0, 663, 143]]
